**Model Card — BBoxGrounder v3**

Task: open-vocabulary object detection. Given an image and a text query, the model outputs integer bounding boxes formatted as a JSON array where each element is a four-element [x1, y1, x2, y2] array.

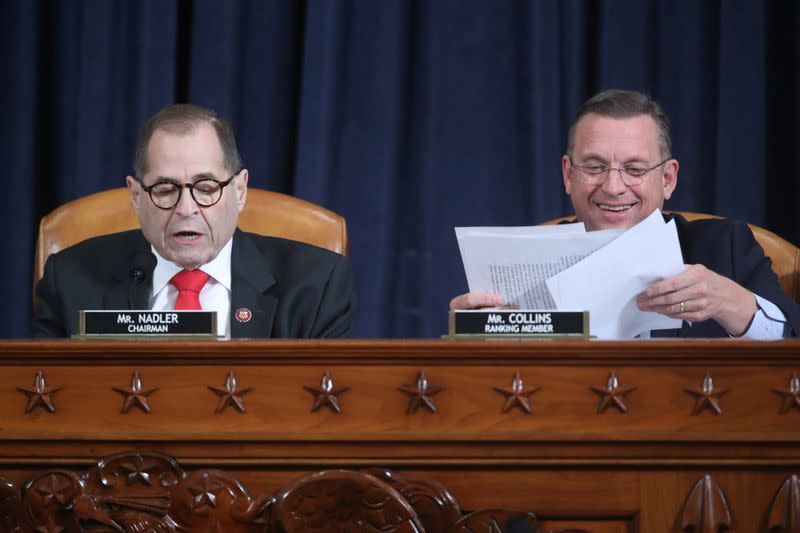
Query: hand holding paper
[[456, 209, 687, 339]]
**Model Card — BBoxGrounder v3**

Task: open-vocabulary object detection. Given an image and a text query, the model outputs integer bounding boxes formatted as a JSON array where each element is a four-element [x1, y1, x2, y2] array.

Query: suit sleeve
[[310, 254, 356, 338], [31, 254, 69, 338], [732, 221, 800, 337]]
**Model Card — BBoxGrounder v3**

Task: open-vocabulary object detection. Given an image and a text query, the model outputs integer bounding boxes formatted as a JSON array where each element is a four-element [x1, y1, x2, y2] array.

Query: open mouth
[[597, 203, 635, 212], [174, 231, 202, 240]]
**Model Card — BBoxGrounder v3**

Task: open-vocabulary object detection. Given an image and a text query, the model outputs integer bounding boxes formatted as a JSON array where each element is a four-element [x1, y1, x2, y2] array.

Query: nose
[[173, 186, 199, 216], [599, 167, 628, 195]]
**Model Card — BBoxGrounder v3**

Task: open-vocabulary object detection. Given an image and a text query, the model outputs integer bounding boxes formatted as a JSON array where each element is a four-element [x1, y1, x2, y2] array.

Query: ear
[[561, 155, 573, 195], [661, 159, 679, 200], [235, 169, 248, 213], [126, 176, 142, 213]]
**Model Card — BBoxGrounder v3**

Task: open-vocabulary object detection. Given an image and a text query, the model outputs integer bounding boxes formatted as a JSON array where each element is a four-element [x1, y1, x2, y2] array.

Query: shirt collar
[[150, 237, 234, 296]]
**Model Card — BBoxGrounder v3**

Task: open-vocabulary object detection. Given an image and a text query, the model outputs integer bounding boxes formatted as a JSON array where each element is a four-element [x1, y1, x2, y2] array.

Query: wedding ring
[[679, 301, 685, 313]]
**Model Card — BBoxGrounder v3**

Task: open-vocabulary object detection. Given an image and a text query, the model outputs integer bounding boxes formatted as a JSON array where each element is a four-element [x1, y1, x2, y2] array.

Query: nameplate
[[448, 310, 589, 338], [77, 311, 218, 337]]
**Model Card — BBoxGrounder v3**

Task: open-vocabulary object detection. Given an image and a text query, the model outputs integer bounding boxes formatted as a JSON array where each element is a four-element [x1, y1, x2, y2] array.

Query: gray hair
[[133, 103, 243, 179], [566, 89, 672, 160]]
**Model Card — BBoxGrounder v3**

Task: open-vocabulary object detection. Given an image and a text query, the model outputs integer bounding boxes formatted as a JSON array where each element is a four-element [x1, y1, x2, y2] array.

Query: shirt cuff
[[739, 294, 788, 339]]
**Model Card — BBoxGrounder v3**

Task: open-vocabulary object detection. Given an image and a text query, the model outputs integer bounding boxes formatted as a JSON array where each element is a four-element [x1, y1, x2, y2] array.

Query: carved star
[[304, 371, 350, 413], [208, 370, 253, 413], [34, 475, 72, 507], [590, 371, 635, 414], [113, 371, 158, 414], [685, 373, 728, 415], [18, 370, 62, 414], [119, 455, 158, 486], [399, 371, 445, 414], [773, 374, 800, 414], [188, 473, 227, 511], [494, 372, 540, 414]]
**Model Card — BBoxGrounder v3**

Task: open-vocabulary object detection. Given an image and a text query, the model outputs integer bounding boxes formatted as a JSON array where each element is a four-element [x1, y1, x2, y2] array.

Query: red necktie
[[170, 269, 210, 310]]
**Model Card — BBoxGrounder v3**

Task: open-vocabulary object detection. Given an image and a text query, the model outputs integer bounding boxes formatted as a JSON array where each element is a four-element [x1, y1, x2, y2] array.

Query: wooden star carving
[[113, 372, 158, 414], [188, 473, 227, 511], [208, 370, 253, 413], [494, 372, 540, 414], [685, 373, 728, 415], [590, 371, 635, 414], [118, 455, 158, 486], [773, 374, 800, 414], [34, 474, 72, 507], [304, 371, 350, 413], [399, 371, 445, 415], [17, 370, 62, 414]]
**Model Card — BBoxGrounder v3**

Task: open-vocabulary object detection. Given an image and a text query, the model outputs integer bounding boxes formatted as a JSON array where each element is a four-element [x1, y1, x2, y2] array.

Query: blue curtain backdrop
[[3, 0, 800, 338]]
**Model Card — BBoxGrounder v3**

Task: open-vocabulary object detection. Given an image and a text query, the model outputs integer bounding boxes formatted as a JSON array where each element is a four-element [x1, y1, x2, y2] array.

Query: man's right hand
[[449, 292, 505, 310]]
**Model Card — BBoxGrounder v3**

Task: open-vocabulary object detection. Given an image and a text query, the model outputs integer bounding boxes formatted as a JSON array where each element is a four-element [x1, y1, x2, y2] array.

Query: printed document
[[455, 209, 685, 338]]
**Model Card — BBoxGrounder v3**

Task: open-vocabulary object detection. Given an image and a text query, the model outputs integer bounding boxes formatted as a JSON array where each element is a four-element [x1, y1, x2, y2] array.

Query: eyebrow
[[577, 153, 649, 165], [153, 172, 221, 183]]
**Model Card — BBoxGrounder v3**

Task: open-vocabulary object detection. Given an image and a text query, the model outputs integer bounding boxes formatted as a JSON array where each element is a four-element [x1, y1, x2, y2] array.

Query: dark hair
[[133, 104, 243, 179], [566, 89, 672, 159]]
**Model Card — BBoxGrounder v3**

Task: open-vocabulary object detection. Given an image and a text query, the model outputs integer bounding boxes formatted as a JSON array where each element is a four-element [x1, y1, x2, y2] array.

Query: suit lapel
[[230, 231, 277, 338], [102, 232, 154, 310]]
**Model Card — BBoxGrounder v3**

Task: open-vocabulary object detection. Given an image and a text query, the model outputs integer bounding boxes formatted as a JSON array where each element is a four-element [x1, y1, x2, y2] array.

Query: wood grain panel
[[1, 339, 799, 533]]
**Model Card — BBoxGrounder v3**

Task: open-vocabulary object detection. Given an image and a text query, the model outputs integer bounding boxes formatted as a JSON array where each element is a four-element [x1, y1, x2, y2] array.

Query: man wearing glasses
[[33, 104, 354, 338], [452, 89, 799, 338]]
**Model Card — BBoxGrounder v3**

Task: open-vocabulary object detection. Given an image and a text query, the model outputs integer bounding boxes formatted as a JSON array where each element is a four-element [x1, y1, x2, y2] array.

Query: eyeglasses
[[138, 174, 237, 210], [569, 156, 669, 186]]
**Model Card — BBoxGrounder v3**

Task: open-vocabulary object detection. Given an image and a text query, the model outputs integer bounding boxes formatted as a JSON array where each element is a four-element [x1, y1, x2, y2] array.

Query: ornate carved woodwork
[[363, 468, 463, 532], [0, 452, 270, 532], [448, 510, 589, 533], [773, 374, 800, 414], [680, 475, 731, 533], [304, 370, 350, 413], [0, 452, 585, 532], [399, 371, 445, 414], [767, 474, 800, 532], [685, 373, 729, 415], [17, 369, 61, 414], [494, 371, 540, 414], [272, 469, 424, 532], [113, 370, 158, 413], [1, 339, 800, 533], [207, 369, 253, 413], [589, 371, 635, 413], [449, 510, 538, 532]]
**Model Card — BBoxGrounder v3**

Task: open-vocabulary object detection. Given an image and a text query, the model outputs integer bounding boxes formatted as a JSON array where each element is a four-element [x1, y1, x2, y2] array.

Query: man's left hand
[[636, 264, 758, 336]]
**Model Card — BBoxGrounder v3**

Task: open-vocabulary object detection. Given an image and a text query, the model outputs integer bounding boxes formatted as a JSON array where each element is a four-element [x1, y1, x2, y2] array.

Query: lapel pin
[[234, 308, 252, 323]]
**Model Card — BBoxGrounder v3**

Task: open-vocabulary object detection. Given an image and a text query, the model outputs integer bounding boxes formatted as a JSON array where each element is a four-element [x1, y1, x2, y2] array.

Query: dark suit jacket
[[651, 214, 800, 337], [32, 229, 355, 338]]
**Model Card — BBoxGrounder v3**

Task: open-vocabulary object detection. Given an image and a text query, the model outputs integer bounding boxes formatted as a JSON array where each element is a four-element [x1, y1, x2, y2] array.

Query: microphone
[[128, 251, 156, 308]]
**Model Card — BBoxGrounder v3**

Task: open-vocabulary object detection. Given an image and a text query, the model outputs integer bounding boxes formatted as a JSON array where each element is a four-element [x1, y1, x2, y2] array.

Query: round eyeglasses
[[138, 174, 237, 210], [569, 156, 669, 186]]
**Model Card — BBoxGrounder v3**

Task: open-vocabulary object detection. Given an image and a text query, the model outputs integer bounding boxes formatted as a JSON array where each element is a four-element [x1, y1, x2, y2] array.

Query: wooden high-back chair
[[34, 187, 349, 286]]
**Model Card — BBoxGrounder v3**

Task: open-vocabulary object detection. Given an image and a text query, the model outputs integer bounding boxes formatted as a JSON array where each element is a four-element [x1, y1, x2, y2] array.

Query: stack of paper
[[455, 209, 685, 339]]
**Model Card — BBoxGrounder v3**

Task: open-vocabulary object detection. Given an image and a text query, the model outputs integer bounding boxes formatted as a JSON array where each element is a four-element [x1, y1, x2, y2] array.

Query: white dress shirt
[[747, 294, 788, 338], [638, 292, 788, 339], [149, 239, 233, 338]]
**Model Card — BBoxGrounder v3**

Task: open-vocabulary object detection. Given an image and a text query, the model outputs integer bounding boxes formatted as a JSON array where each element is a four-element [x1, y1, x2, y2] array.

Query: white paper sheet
[[545, 209, 685, 338], [455, 224, 623, 308]]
